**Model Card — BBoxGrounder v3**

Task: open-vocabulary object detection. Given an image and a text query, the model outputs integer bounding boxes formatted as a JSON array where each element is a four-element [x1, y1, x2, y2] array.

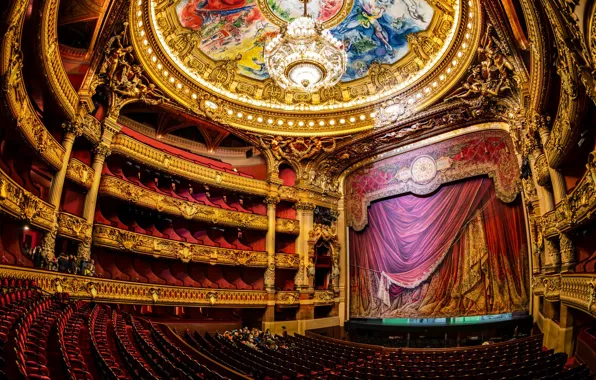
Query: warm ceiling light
[[264, 0, 347, 93]]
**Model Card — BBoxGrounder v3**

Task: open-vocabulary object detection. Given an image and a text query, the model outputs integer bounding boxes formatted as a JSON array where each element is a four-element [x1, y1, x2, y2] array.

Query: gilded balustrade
[[92, 224, 299, 269], [0, 169, 56, 231], [38, 0, 79, 118], [532, 273, 596, 318], [57, 212, 92, 242], [538, 162, 596, 239], [66, 159, 94, 189], [1, 0, 66, 170], [99, 176, 299, 234], [0, 264, 268, 306], [109, 134, 340, 208], [313, 290, 337, 305]]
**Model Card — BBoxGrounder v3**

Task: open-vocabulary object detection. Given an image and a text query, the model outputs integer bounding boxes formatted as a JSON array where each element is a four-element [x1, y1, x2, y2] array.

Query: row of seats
[[96, 203, 265, 251], [14, 297, 63, 379], [112, 311, 159, 379], [185, 329, 263, 377], [148, 320, 225, 380], [185, 330, 592, 380], [131, 314, 190, 379], [56, 301, 93, 379], [89, 305, 130, 379]]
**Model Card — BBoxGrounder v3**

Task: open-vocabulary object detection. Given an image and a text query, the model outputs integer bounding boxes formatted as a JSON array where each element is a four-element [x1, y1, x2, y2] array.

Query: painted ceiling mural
[[175, 0, 434, 81]]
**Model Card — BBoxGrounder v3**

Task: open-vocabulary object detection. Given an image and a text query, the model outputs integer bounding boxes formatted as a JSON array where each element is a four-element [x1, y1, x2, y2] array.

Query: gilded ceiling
[[130, 0, 480, 135]]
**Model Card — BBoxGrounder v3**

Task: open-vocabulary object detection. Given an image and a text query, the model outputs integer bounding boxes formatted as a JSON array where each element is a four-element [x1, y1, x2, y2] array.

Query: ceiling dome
[[130, 0, 480, 135]]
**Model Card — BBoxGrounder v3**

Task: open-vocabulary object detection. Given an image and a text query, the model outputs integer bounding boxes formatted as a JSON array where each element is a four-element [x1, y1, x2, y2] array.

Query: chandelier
[[264, 0, 347, 93]]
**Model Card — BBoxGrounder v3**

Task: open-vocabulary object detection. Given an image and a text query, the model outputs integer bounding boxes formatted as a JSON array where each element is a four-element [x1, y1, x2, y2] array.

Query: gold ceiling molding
[[38, 0, 79, 118], [0, 265, 269, 306], [57, 212, 93, 242], [93, 223, 299, 269], [1, 0, 65, 170], [66, 158, 94, 189], [537, 151, 596, 239], [126, 0, 482, 135], [99, 175, 299, 234], [0, 168, 56, 231]]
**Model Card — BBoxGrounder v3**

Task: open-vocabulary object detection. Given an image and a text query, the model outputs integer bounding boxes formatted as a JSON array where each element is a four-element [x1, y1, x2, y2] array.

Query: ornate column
[[41, 121, 84, 262], [534, 114, 567, 204], [48, 121, 83, 206], [77, 142, 111, 260], [294, 201, 315, 291], [264, 196, 279, 292], [294, 201, 315, 321], [77, 119, 121, 260]]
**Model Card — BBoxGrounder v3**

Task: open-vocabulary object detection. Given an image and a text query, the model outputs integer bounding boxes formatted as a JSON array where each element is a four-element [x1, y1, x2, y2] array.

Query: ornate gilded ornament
[[445, 24, 515, 104]]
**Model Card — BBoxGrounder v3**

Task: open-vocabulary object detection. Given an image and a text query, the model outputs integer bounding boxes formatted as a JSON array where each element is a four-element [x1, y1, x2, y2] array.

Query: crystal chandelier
[[264, 0, 347, 93]]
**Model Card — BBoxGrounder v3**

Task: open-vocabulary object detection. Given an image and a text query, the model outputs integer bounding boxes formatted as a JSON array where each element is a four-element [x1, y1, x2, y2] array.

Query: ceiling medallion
[[265, 0, 347, 93]]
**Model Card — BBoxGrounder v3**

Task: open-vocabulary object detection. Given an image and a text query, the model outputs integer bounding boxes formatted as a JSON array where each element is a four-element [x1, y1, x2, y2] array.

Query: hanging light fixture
[[264, 0, 347, 93]]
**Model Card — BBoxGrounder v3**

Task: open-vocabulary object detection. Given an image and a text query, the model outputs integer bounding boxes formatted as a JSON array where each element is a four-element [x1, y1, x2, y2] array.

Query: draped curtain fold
[[349, 177, 528, 318]]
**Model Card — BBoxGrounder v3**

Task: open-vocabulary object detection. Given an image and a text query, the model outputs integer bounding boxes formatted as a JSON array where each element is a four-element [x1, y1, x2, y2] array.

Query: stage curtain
[[350, 177, 528, 318]]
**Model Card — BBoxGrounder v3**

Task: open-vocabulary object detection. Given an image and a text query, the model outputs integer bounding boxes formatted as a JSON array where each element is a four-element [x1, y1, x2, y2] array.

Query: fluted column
[[264, 196, 279, 292], [41, 122, 84, 262]]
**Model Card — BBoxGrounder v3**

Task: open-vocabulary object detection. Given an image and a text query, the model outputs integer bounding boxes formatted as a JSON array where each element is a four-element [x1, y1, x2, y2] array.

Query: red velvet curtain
[[349, 177, 528, 317], [351, 177, 491, 289]]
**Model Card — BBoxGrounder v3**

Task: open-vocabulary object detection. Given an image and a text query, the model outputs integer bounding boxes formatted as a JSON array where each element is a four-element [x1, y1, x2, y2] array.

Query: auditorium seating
[[88, 305, 130, 379], [185, 330, 593, 380], [1, 276, 592, 380], [112, 311, 159, 379]]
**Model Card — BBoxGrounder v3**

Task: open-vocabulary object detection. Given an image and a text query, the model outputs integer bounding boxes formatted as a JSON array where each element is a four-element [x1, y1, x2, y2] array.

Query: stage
[[310, 312, 533, 348]]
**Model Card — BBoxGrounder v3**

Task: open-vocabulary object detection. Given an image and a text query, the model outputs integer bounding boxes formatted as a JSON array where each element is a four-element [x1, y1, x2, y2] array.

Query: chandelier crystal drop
[[264, 0, 347, 93]]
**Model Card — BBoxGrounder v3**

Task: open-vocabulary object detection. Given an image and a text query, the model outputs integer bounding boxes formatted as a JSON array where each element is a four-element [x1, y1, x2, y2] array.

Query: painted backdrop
[[349, 177, 529, 318]]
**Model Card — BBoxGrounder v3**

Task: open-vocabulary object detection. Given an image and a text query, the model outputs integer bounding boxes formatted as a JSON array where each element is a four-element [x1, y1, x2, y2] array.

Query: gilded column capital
[[534, 153, 551, 187], [294, 201, 316, 212], [93, 143, 112, 160], [62, 121, 84, 139], [264, 196, 280, 205], [559, 232, 575, 273]]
